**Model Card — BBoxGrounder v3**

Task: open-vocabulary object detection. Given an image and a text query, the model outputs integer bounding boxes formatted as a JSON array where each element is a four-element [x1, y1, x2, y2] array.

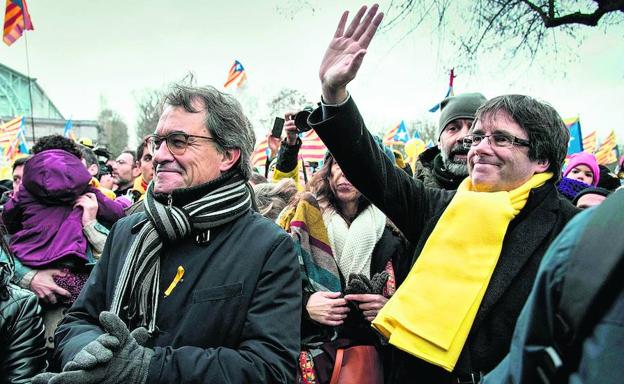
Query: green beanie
[[438, 92, 487, 139]]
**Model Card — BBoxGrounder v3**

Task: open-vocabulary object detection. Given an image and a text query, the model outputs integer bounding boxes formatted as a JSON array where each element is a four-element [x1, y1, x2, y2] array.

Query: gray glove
[[345, 271, 389, 295], [32, 311, 153, 384]]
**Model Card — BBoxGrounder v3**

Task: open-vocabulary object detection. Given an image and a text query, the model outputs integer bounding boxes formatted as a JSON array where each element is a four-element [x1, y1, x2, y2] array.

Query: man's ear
[[219, 148, 241, 172], [88, 164, 99, 177], [535, 159, 550, 173], [132, 162, 142, 178]]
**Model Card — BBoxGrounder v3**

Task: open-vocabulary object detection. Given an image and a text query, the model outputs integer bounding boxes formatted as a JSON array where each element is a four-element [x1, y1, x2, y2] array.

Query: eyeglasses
[[146, 132, 217, 156], [462, 133, 530, 150]]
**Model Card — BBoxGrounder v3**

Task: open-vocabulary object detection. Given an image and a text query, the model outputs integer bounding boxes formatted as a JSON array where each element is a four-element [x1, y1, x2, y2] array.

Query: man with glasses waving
[[306, 4, 579, 383], [35, 83, 301, 384]]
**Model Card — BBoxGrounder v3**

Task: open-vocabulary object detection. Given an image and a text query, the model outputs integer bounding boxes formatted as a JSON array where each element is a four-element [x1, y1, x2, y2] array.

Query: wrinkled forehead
[[157, 103, 208, 135]]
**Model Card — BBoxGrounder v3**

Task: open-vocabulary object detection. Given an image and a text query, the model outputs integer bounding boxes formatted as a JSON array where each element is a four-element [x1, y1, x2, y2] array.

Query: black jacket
[[53, 210, 301, 383], [309, 97, 579, 383], [0, 263, 46, 384], [414, 146, 465, 190]]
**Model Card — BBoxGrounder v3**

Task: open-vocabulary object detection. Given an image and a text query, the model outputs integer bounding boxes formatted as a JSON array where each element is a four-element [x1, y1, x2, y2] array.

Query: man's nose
[[153, 140, 174, 164]]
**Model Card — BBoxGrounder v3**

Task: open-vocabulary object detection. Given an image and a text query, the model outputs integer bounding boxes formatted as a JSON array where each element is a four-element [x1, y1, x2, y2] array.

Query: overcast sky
[[2, 0, 623, 147]]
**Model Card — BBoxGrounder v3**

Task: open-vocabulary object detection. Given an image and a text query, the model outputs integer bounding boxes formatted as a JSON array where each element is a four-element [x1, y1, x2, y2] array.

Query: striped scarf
[[110, 171, 252, 332]]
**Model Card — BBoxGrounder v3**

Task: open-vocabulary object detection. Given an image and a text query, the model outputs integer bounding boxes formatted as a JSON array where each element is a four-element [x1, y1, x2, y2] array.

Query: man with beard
[[111, 150, 140, 198], [415, 93, 486, 190]]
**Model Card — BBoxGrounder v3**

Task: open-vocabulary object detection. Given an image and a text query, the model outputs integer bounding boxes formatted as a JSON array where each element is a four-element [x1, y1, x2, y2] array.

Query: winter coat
[[482, 193, 624, 384], [414, 145, 464, 190], [53, 208, 301, 383], [2, 150, 125, 267], [309, 96, 579, 383], [0, 263, 46, 384]]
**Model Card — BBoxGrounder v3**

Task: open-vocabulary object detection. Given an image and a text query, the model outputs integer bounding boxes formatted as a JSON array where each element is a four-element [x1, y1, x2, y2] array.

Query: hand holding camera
[[283, 112, 299, 146]]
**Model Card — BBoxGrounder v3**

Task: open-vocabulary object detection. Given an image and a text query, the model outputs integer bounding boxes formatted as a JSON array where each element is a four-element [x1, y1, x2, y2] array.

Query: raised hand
[[320, 4, 384, 104]]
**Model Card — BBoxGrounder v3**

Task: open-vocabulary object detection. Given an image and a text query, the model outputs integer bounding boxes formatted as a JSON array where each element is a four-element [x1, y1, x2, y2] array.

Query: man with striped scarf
[[36, 83, 301, 384]]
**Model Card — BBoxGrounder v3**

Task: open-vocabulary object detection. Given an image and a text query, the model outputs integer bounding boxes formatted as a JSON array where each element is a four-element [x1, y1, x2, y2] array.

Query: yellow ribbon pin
[[164, 266, 185, 297]]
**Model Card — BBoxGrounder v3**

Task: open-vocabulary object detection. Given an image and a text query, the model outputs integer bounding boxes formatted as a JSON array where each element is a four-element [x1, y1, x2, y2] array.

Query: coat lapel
[[474, 187, 560, 326]]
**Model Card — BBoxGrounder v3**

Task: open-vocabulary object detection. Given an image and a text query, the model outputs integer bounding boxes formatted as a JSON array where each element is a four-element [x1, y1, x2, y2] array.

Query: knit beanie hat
[[438, 93, 487, 139], [563, 152, 600, 186], [572, 186, 612, 206]]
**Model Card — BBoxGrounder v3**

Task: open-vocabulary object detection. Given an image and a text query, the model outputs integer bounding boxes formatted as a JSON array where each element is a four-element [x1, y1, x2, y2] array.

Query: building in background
[[0, 62, 99, 145]]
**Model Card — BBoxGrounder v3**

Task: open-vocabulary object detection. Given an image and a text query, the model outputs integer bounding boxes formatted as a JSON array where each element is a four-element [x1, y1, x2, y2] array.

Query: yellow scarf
[[90, 177, 116, 201], [132, 176, 148, 201], [372, 172, 553, 371]]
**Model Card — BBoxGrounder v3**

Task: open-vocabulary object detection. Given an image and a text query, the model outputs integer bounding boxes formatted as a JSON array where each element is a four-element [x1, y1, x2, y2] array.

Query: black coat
[[0, 264, 46, 384], [309, 97, 579, 383], [53, 210, 302, 383]]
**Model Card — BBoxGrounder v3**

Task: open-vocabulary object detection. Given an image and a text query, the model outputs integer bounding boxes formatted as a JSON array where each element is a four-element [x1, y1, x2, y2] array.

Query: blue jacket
[[482, 205, 624, 383]]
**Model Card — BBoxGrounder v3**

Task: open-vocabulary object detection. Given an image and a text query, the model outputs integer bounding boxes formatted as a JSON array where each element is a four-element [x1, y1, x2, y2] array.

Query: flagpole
[[23, 33, 36, 143]]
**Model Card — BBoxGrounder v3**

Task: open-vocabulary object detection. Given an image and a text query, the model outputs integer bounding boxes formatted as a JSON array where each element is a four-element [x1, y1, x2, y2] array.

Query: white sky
[[1, 0, 623, 147]]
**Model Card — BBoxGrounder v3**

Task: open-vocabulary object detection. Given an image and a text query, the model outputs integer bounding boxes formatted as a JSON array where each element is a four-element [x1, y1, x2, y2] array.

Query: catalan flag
[[429, 69, 456, 113], [3, 0, 33, 46], [582, 131, 597, 154], [595, 130, 617, 165], [63, 119, 77, 141], [563, 117, 583, 155], [299, 129, 327, 162], [0, 116, 22, 149], [224, 60, 247, 88], [0, 116, 28, 159], [251, 136, 269, 168], [383, 121, 409, 145]]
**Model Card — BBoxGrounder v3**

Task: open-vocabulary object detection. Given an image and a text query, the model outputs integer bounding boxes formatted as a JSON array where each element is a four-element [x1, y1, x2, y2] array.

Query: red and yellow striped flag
[[3, 0, 33, 46], [595, 130, 617, 165], [299, 129, 327, 162], [0, 116, 22, 150], [251, 136, 269, 168], [582, 131, 597, 154]]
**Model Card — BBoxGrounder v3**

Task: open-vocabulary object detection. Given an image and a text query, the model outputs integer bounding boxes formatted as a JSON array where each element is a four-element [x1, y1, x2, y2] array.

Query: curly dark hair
[[31, 135, 83, 159]]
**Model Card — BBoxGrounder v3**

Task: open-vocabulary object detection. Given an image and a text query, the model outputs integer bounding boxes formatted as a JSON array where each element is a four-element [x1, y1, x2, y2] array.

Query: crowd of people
[[1, 4, 623, 384]]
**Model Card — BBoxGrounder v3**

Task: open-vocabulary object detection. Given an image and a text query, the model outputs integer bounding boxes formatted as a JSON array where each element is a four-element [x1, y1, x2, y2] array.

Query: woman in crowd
[[253, 178, 298, 221], [278, 151, 408, 383]]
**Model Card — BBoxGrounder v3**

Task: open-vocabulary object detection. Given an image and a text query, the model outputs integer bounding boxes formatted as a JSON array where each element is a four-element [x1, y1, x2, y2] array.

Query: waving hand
[[320, 4, 384, 104]]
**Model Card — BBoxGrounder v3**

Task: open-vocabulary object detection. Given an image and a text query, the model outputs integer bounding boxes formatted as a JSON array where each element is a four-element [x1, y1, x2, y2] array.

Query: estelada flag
[[3, 0, 34, 46], [224, 60, 247, 88], [563, 117, 583, 156]]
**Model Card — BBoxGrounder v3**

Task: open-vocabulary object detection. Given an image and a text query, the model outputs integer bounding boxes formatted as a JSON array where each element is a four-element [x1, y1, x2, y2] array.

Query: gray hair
[[253, 179, 298, 221], [162, 83, 255, 180], [474, 94, 569, 180]]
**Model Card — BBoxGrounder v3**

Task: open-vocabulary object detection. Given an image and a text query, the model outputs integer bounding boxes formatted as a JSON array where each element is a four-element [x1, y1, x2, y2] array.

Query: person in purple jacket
[[2, 135, 126, 360]]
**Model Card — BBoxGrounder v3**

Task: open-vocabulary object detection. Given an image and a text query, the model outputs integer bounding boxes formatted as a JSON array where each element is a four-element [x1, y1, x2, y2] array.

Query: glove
[[345, 272, 389, 295], [32, 311, 153, 384]]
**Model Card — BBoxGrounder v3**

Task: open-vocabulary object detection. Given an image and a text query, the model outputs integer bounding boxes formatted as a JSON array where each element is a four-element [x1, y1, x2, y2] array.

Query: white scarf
[[324, 204, 386, 279]]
